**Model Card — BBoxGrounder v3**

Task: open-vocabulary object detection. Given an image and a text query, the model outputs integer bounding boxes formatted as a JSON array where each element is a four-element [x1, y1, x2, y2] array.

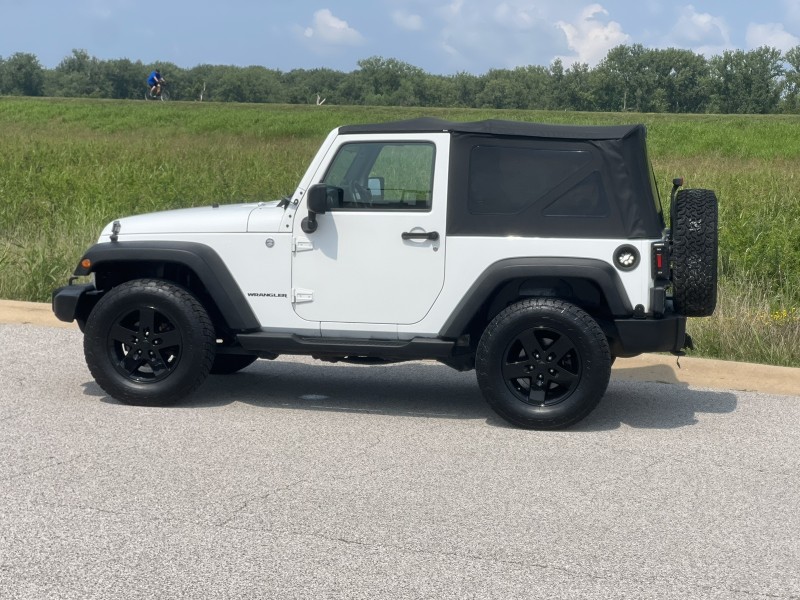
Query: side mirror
[[302, 184, 342, 233]]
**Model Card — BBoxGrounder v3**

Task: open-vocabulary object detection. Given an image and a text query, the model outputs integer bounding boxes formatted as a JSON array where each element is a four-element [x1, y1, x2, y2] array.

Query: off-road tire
[[210, 355, 258, 375], [672, 188, 718, 317], [476, 298, 612, 430], [84, 279, 215, 405]]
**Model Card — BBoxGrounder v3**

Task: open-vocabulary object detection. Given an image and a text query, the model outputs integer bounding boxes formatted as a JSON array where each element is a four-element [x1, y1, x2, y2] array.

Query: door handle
[[401, 231, 439, 241]]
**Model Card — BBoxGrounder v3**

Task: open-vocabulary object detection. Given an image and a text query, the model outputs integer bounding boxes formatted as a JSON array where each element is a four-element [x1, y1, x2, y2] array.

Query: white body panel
[[101, 232, 319, 336], [399, 236, 656, 338], [100, 203, 268, 236]]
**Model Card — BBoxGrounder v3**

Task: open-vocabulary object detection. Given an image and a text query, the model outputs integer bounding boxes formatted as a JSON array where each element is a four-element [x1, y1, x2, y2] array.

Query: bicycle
[[145, 82, 170, 101]]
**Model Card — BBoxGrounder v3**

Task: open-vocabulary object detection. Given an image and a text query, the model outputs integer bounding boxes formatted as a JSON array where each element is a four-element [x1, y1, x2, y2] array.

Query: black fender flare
[[75, 241, 260, 331], [438, 257, 634, 338]]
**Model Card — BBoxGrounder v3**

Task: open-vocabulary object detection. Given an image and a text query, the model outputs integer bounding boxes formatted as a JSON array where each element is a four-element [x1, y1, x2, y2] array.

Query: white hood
[[99, 201, 286, 238]]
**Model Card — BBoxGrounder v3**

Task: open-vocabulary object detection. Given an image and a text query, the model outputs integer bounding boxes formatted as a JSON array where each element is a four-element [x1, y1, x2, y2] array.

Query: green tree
[[561, 63, 597, 111], [441, 71, 483, 108], [647, 48, 709, 113], [0, 52, 45, 96], [594, 44, 656, 111], [782, 46, 800, 113], [708, 47, 783, 113], [548, 59, 568, 109], [49, 49, 109, 97], [103, 58, 148, 99], [355, 56, 426, 105], [282, 68, 345, 104], [476, 69, 527, 108]]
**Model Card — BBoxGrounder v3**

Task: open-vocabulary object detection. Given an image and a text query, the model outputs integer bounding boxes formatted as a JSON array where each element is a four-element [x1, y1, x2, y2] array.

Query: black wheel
[[672, 189, 718, 317], [159, 89, 170, 101], [145, 89, 157, 100], [83, 279, 215, 405], [476, 298, 612, 430], [210, 354, 257, 375]]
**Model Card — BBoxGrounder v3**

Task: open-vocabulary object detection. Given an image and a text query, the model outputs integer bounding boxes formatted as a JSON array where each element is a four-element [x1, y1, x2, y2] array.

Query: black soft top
[[340, 117, 664, 239], [339, 117, 643, 141]]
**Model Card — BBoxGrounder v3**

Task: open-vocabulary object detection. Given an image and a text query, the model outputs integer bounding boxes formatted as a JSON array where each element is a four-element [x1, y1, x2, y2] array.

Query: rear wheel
[[84, 279, 215, 405], [672, 189, 718, 316], [476, 298, 612, 429]]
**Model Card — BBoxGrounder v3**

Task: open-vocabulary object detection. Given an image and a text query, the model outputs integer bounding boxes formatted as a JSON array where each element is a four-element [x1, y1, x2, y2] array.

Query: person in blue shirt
[[147, 69, 165, 97]]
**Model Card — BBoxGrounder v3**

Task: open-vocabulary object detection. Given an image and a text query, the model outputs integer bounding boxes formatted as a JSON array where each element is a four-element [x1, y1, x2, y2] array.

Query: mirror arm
[[301, 211, 318, 234]]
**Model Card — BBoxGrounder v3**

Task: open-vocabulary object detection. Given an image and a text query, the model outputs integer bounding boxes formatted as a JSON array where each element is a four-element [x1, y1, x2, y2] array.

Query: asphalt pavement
[[1, 322, 799, 599]]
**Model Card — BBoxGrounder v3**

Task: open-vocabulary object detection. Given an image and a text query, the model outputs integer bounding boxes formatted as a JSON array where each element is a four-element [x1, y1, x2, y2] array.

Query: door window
[[323, 142, 435, 210]]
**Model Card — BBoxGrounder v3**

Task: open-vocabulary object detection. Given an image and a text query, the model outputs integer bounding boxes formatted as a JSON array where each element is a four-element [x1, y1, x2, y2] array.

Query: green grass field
[[1, 97, 798, 366]]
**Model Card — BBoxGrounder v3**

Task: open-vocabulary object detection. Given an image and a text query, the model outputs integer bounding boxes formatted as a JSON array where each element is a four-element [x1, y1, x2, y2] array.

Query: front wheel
[[476, 298, 612, 429], [83, 279, 215, 405]]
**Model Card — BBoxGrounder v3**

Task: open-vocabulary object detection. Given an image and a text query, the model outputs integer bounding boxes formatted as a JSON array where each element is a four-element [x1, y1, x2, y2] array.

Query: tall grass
[[1, 97, 798, 366]]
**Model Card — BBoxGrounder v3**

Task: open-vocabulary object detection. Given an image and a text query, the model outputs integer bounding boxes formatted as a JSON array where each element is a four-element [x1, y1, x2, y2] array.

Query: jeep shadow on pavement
[[54, 118, 718, 429]]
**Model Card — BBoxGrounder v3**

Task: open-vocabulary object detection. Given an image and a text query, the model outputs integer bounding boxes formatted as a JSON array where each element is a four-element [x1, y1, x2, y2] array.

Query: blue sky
[[3, 1, 800, 74]]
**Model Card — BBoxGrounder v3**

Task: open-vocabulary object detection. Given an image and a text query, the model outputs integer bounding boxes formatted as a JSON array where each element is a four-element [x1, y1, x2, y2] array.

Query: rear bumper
[[610, 314, 687, 357]]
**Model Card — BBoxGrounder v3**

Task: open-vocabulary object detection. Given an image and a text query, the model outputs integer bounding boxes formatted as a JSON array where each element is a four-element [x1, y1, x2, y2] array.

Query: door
[[292, 137, 447, 327]]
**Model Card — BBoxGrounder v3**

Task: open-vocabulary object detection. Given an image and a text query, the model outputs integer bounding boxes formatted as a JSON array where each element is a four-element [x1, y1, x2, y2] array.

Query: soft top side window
[[468, 145, 601, 216]]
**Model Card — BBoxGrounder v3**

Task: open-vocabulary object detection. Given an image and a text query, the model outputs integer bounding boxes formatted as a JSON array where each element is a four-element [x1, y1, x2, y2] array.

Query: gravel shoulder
[[2, 299, 798, 396]]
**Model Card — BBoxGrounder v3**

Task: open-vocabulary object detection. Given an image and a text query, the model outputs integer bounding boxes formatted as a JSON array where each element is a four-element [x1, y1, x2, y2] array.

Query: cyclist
[[147, 69, 165, 97]]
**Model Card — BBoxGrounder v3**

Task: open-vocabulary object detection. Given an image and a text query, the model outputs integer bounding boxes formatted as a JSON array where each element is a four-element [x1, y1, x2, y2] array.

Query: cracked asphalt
[[1, 323, 799, 599]]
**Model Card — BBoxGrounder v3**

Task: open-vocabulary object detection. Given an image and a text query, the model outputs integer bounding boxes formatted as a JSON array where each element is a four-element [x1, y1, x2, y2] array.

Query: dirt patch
[[613, 354, 799, 396], [0, 300, 77, 329]]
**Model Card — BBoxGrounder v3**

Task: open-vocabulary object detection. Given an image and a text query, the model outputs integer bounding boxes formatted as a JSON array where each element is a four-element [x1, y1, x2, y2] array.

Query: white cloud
[[667, 5, 729, 55], [556, 4, 629, 66], [302, 9, 364, 46], [392, 10, 424, 31], [746, 22, 800, 52]]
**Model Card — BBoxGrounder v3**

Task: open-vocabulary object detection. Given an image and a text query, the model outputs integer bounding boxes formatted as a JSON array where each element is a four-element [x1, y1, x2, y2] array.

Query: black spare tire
[[671, 188, 718, 317]]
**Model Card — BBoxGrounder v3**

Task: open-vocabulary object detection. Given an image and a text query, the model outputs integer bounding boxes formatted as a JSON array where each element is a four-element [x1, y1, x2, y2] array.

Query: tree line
[[3, 45, 800, 114]]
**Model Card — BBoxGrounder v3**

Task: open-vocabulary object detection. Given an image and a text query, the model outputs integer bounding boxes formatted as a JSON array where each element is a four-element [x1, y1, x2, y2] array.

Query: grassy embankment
[[1, 97, 798, 366]]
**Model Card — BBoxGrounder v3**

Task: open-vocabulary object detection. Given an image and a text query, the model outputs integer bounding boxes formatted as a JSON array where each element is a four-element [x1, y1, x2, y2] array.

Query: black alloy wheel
[[500, 325, 582, 407], [84, 279, 215, 405], [476, 298, 611, 429], [107, 305, 183, 383]]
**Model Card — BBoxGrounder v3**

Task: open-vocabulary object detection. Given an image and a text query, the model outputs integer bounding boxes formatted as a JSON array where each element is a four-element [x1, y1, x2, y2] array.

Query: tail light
[[652, 242, 670, 280]]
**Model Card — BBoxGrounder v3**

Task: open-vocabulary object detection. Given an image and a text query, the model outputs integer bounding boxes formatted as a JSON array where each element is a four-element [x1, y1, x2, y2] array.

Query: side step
[[236, 332, 457, 361]]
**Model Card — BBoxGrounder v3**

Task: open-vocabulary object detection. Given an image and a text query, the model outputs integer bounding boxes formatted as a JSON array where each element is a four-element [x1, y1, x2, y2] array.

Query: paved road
[[1, 323, 799, 599]]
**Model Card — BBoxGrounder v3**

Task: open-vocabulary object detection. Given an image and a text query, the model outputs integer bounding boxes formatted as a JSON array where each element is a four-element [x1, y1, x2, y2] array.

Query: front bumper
[[52, 282, 101, 324]]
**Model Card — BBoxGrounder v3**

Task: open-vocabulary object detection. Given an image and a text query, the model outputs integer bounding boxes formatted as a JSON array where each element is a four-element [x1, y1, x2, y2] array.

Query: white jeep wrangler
[[53, 118, 718, 429]]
